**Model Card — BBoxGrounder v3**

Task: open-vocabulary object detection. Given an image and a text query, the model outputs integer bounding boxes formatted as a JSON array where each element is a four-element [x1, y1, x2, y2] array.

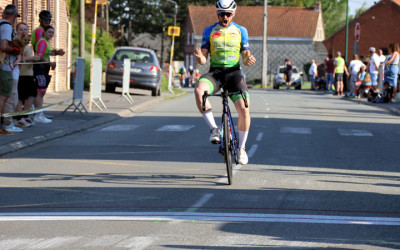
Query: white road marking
[[100, 125, 140, 131], [247, 144, 258, 158], [115, 237, 155, 249], [264, 115, 269, 118], [84, 235, 128, 247], [156, 125, 195, 132], [266, 108, 270, 111], [256, 132, 263, 141], [185, 193, 214, 212], [338, 129, 373, 136], [29, 237, 81, 249], [1, 212, 399, 226], [280, 127, 312, 135]]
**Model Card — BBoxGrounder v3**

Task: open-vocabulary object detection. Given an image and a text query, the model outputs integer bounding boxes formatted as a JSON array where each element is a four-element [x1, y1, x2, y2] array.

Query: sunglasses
[[218, 12, 233, 17], [43, 18, 52, 22]]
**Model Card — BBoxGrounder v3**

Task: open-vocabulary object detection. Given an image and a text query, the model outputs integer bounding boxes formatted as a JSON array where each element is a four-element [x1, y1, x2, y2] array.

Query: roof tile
[[188, 6, 320, 38]]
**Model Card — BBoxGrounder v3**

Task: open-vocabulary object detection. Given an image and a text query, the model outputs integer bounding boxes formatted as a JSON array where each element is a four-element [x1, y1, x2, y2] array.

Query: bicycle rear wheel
[[223, 113, 233, 185]]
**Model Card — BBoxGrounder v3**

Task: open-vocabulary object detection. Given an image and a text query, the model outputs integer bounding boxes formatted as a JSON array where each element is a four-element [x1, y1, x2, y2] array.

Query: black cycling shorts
[[198, 67, 247, 94]]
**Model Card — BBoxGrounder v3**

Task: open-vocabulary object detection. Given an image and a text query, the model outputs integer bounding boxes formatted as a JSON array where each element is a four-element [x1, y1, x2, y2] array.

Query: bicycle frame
[[220, 92, 239, 163]]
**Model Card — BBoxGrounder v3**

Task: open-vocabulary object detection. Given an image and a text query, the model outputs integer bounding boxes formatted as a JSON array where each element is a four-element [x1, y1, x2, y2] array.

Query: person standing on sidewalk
[[368, 47, 381, 93], [14, 22, 41, 127], [325, 54, 334, 92], [0, 5, 21, 135], [333, 51, 349, 96], [285, 60, 293, 89], [348, 54, 365, 97], [383, 43, 399, 102], [309, 59, 318, 90], [34, 25, 64, 123], [31, 10, 52, 53]]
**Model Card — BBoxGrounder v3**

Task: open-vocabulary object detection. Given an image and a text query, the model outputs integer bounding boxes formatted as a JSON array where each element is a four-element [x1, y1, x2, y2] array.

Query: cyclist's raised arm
[[242, 50, 256, 66], [194, 48, 208, 65]]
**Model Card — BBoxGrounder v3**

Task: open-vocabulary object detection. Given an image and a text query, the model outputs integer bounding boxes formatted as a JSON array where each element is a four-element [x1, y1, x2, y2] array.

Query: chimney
[[314, 1, 321, 12]]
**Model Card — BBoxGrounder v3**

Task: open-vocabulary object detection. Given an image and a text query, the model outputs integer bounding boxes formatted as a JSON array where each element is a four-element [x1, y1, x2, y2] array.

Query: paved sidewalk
[[0, 88, 184, 156]]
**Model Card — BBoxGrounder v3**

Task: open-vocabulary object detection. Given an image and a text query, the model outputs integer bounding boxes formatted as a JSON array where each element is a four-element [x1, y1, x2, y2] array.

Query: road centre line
[[256, 132, 263, 141], [247, 144, 258, 158], [1, 212, 399, 226]]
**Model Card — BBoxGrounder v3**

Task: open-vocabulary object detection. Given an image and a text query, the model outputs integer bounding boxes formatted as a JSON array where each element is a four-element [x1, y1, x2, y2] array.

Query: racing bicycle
[[202, 87, 248, 185]]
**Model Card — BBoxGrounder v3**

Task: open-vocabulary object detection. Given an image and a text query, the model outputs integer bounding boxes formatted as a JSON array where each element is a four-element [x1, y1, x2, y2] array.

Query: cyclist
[[178, 66, 186, 87], [193, 0, 256, 165]]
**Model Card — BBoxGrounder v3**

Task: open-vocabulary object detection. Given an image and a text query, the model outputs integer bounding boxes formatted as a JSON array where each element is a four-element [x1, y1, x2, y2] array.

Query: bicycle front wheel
[[223, 113, 233, 185]]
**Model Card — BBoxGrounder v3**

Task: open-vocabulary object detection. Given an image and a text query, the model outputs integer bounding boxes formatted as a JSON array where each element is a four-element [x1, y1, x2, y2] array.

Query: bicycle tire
[[223, 113, 233, 185]]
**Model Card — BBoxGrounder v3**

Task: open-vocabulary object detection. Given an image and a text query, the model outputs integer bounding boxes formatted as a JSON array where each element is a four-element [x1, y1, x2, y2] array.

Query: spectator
[[285, 60, 293, 90], [333, 51, 349, 96], [33, 25, 64, 123], [383, 43, 399, 102], [0, 5, 21, 135], [368, 47, 381, 93], [14, 22, 41, 127], [325, 54, 334, 92], [355, 65, 367, 98], [309, 59, 318, 90], [31, 10, 52, 53], [378, 49, 386, 64], [348, 54, 365, 97]]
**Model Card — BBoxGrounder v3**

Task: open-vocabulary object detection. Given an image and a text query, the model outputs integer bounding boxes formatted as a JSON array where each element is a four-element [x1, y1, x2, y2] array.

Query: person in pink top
[[33, 25, 64, 123]]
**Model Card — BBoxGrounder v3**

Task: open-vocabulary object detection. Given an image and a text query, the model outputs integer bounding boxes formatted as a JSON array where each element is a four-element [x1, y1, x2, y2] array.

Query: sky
[[348, 0, 375, 15]]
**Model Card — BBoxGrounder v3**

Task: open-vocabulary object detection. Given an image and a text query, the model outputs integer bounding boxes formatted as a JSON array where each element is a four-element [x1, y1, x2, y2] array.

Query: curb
[[0, 91, 187, 157]]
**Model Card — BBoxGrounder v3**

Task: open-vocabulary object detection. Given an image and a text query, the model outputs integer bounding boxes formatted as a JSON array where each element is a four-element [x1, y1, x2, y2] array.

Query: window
[[114, 50, 153, 63]]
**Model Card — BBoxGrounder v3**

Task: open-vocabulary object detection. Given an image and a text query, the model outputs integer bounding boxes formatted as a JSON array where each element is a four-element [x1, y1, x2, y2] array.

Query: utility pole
[[166, 0, 178, 94], [345, 0, 349, 62], [261, 0, 268, 88], [79, 0, 85, 57]]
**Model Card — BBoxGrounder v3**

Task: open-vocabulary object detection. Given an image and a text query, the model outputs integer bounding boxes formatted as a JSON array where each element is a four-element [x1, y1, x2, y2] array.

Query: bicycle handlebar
[[202, 90, 248, 111]]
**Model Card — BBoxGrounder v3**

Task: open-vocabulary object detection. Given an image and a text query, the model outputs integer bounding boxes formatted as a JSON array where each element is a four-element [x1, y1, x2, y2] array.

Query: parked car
[[273, 65, 303, 90], [105, 47, 162, 96]]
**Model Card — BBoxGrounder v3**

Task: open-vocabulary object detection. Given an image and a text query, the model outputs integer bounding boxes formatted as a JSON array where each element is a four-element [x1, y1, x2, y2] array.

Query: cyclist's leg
[[228, 70, 251, 148], [195, 73, 222, 144], [194, 74, 218, 113]]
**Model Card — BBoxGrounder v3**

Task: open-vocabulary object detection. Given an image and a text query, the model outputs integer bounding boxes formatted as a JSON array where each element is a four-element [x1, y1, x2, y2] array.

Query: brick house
[[1, 0, 71, 92], [184, 3, 327, 82], [324, 0, 400, 62]]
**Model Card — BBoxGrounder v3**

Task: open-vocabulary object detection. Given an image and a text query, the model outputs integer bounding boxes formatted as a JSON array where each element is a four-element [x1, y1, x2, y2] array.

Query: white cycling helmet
[[216, 0, 237, 13]]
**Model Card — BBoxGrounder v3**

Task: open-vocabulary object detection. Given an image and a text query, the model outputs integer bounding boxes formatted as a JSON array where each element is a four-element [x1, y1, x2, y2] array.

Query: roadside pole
[[168, 26, 180, 94], [89, 0, 98, 111], [261, 0, 268, 88]]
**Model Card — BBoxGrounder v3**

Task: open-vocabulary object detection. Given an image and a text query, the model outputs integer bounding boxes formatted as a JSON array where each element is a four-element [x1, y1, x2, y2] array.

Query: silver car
[[273, 65, 303, 90], [105, 47, 162, 96]]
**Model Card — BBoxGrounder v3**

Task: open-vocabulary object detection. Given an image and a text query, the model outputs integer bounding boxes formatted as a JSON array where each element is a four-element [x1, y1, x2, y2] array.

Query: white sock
[[238, 130, 249, 149], [202, 110, 218, 130]]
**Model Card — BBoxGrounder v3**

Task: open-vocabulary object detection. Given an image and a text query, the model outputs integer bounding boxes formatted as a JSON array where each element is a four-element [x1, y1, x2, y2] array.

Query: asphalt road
[[0, 89, 399, 249]]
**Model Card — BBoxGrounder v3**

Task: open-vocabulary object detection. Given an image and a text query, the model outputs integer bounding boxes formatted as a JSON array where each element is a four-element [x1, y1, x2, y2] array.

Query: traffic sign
[[168, 26, 180, 36], [355, 22, 361, 42]]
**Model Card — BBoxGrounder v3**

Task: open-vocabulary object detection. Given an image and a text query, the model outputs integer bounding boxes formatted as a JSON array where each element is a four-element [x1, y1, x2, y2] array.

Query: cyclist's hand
[[194, 48, 207, 65], [244, 54, 256, 66]]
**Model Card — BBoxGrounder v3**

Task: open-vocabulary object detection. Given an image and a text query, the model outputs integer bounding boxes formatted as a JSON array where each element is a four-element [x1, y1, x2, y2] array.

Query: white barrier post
[[122, 58, 133, 103], [91, 58, 107, 110], [63, 57, 88, 115]]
